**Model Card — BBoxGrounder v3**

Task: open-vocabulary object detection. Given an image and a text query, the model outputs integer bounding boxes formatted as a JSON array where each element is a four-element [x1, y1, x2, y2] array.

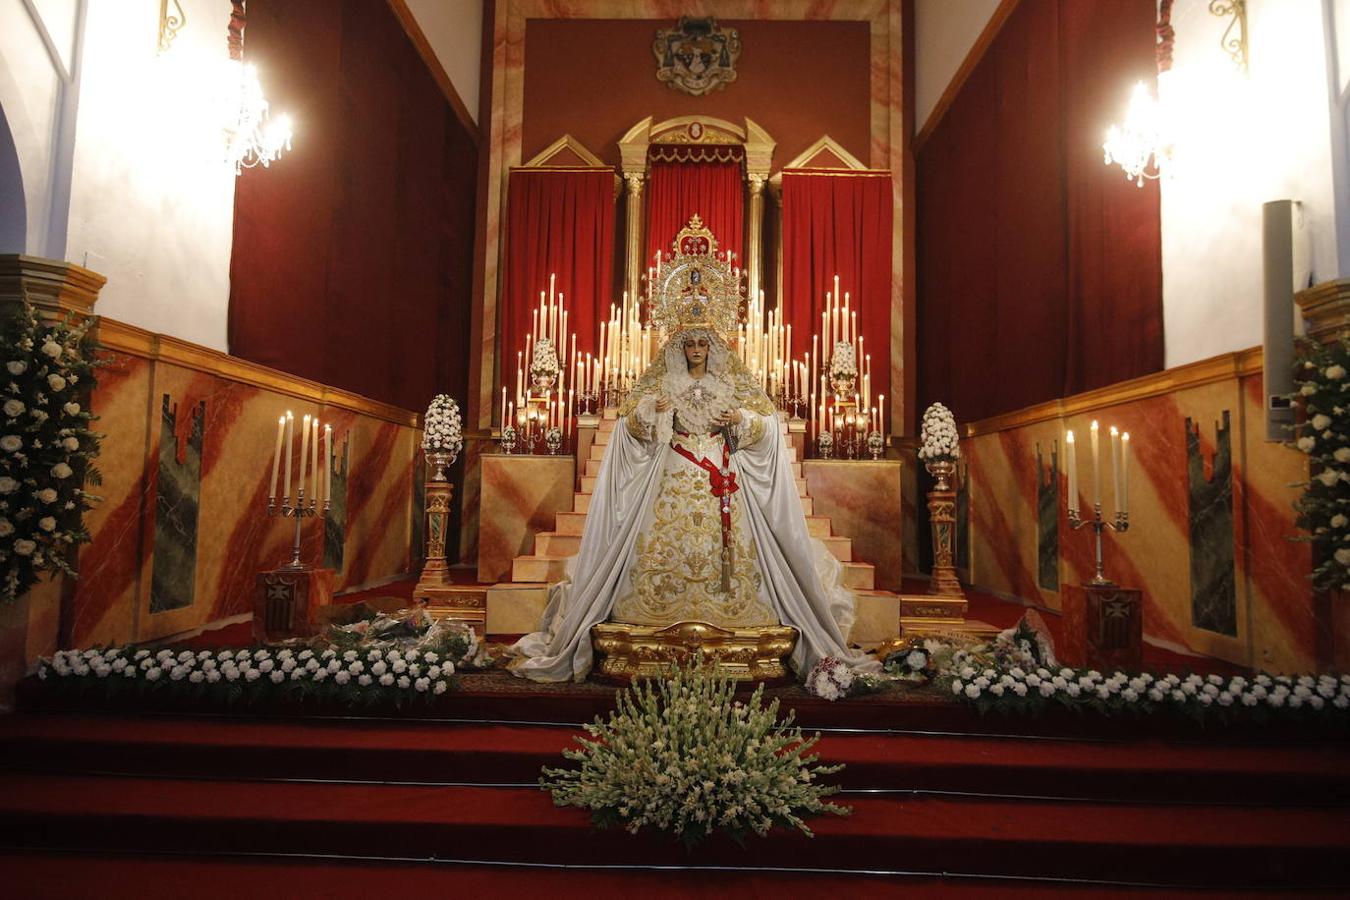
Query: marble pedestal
[[1061, 584, 1143, 671], [802, 459, 904, 591], [476, 454, 576, 583]]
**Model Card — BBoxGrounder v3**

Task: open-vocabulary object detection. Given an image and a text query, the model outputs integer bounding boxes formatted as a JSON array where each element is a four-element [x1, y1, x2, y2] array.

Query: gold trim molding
[[590, 620, 797, 682], [1296, 278, 1350, 344], [97, 319, 420, 428], [964, 348, 1263, 437]]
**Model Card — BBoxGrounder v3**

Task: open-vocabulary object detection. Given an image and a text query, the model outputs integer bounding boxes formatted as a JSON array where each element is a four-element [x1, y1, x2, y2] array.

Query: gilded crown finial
[[648, 215, 741, 340]]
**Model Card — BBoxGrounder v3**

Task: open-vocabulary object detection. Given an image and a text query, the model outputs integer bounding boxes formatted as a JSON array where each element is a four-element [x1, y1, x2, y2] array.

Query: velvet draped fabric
[[645, 157, 744, 264], [781, 171, 893, 410], [228, 0, 477, 413], [499, 169, 616, 408], [916, 0, 1163, 424]]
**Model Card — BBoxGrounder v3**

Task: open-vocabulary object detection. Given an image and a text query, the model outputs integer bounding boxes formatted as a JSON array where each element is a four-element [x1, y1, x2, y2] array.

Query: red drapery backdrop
[[916, 0, 1162, 425], [499, 168, 616, 414], [645, 157, 744, 266], [229, 0, 477, 413], [781, 171, 894, 411]]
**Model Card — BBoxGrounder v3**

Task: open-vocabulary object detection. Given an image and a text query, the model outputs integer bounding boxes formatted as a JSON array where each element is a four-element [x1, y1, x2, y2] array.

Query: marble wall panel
[[802, 460, 904, 591], [965, 362, 1322, 672], [477, 454, 576, 583]]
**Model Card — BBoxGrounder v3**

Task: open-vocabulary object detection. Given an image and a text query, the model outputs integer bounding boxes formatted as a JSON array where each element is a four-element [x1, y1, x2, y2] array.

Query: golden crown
[[646, 215, 743, 340]]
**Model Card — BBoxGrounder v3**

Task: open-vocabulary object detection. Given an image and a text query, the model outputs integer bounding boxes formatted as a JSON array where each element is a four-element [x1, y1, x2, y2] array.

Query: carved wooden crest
[[653, 17, 741, 97]]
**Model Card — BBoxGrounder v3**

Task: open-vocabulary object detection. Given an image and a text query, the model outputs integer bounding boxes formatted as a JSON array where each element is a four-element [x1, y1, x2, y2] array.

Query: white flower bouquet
[[827, 341, 857, 379], [421, 394, 463, 459], [542, 655, 849, 845], [1292, 334, 1350, 591], [530, 337, 560, 380], [918, 401, 961, 462], [0, 301, 102, 604]]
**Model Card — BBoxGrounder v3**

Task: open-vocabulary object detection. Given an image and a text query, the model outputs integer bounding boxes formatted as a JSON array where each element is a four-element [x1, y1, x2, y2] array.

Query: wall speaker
[[1262, 199, 1309, 442]]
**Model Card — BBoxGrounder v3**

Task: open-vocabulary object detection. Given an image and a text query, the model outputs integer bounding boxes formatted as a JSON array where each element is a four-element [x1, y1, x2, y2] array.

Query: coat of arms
[[653, 17, 741, 97]]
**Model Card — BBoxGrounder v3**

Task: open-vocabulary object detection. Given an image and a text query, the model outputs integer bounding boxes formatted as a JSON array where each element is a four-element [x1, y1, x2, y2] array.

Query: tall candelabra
[[265, 411, 332, 570], [1067, 503, 1130, 586], [1064, 420, 1133, 586]]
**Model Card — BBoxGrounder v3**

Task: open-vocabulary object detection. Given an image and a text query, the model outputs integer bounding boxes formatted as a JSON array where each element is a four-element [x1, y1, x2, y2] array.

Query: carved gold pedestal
[[590, 621, 797, 682], [925, 460, 965, 598], [420, 586, 487, 636]]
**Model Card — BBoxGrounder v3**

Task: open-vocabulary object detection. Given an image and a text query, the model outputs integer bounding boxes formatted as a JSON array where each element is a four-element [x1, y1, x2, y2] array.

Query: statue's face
[[683, 336, 709, 367]]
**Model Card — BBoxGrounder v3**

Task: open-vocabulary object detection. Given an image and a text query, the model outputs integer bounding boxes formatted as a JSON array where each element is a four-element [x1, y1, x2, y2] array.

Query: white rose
[[40, 341, 62, 360], [38, 516, 55, 532], [1326, 365, 1347, 380], [3, 399, 25, 417], [1334, 547, 1350, 566], [6, 361, 26, 375], [1301, 383, 1317, 396], [62, 437, 79, 451], [0, 519, 11, 537], [1297, 436, 1316, 451], [46, 374, 66, 392], [13, 539, 36, 556], [0, 477, 15, 494], [51, 462, 72, 479], [1318, 470, 1341, 487], [0, 435, 20, 452], [379, 673, 395, 686], [1312, 414, 1332, 431], [1336, 448, 1350, 464], [433, 680, 448, 695], [63, 402, 80, 416]]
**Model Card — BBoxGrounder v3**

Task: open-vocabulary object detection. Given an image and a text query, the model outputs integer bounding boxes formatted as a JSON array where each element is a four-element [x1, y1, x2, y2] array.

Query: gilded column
[[624, 171, 645, 303], [746, 173, 765, 302]]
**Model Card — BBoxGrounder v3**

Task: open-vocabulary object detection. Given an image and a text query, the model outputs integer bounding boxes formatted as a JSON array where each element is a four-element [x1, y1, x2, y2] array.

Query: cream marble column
[[623, 171, 645, 304], [746, 173, 766, 303]]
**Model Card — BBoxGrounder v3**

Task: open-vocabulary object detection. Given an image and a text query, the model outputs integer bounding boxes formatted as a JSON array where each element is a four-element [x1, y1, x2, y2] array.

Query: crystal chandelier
[[224, 1, 292, 175], [1102, 80, 1170, 187]]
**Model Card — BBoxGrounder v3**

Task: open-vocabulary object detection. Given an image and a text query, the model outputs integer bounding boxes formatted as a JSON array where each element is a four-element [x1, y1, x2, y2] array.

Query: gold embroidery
[[625, 413, 651, 440], [612, 454, 774, 628]]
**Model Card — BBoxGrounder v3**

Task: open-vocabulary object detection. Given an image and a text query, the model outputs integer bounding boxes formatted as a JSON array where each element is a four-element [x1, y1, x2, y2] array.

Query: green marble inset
[[150, 396, 204, 614], [411, 451, 426, 566], [1187, 411, 1236, 636], [1036, 441, 1060, 591], [955, 461, 970, 571], [323, 438, 350, 573]]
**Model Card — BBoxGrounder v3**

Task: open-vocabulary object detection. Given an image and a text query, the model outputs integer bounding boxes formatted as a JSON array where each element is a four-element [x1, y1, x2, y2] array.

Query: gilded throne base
[[590, 621, 798, 682]]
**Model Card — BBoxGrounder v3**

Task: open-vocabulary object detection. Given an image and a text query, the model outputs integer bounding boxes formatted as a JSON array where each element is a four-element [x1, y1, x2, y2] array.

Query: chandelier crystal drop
[[224, 61, 293, 174], [1102, 81, 1170, 187]]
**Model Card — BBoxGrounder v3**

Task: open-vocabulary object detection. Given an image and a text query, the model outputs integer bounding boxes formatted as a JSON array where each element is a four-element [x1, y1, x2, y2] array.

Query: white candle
[[298, 414, 311, 500], [1066, 430, 1078, 512], [311, 418, 320, 505], [501, 386, 507, 428], [324, 425, 332, 506], [283, 411, 294, 502], [878, 394, 885, 439], [1121, 432, 1130, 514], [1110, 426, 1121, 514], [268, 415, 284, 500], [1089, 420, 1101, 509]]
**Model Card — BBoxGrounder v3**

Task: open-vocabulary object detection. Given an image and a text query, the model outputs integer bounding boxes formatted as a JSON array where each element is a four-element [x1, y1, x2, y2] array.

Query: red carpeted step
[[0, 772, 1347, 887], [4, 713, 1349, 804], [0, 850, 1230, 899]]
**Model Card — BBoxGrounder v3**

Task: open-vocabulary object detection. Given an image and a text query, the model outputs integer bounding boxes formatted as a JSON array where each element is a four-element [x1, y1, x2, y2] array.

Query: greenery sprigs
[[1292, 333, 1350, 592], [541, 656, 849, 846], [0, 300, 102, 604]]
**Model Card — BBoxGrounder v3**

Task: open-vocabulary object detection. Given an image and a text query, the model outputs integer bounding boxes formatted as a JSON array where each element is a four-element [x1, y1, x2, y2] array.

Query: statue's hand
[[713, 408, 743, 427], [655, 394, 672, 412]]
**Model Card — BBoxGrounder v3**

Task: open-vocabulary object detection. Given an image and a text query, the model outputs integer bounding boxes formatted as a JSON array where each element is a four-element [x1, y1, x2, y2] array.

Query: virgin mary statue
[[510, 217, 876, 684]]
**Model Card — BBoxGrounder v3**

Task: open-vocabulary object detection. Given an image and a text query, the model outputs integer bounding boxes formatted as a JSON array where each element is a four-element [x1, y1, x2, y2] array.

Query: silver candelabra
[[1067, 502, 1130, 586]]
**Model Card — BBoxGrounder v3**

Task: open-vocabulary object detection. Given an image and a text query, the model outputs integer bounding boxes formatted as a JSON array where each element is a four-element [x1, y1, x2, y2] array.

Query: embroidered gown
[[508, 330, 876, 683]]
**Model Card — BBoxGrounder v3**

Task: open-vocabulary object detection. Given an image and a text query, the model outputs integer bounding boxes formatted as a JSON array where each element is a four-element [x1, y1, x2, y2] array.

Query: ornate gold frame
[[590, 620, 798, 682]]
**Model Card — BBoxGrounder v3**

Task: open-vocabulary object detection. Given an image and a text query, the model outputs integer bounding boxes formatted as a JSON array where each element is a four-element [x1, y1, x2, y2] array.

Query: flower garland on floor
[[0, 301, 102, 604], [29, 608, 484, 709], [541, 656, 849, 846], [1292, 332, 1350, 591]]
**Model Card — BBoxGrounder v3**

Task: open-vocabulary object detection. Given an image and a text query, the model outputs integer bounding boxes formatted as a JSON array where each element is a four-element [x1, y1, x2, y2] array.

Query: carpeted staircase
[[1, 709, 1347, 895]]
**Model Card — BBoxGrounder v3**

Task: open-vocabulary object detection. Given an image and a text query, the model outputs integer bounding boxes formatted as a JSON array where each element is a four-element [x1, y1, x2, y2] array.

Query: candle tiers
[[1067, 503, 1130, 586]]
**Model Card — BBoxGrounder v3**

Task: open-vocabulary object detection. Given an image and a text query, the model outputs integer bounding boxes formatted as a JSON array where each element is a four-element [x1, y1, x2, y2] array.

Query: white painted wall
[[1160, 0, 1339, 367], [405, 0, 482, 125], [914, 0, 1000, 135], [1, 0, 237, 349]]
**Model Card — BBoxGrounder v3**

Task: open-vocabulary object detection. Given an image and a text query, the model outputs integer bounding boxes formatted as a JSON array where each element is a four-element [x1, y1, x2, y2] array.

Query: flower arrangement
[[828, 341, 857, 379], [805, 655, 855, 700], [421, 394, 463, 459], [541, 656, 849, 845], [1292, 334, 1350, 591], [0, 301, 102, 605], [918, 401, 960, 462], [30, 611, 484, 710], [530, 337, 560, 383]]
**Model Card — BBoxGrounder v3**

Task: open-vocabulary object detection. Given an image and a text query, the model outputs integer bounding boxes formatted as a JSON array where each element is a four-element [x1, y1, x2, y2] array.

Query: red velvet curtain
[[229, 0, 477, 412], [916, 0, 1162, 425], [645, 157, 744, 265], [499, 168, 616, 410], [781, 171, 893, 408]]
